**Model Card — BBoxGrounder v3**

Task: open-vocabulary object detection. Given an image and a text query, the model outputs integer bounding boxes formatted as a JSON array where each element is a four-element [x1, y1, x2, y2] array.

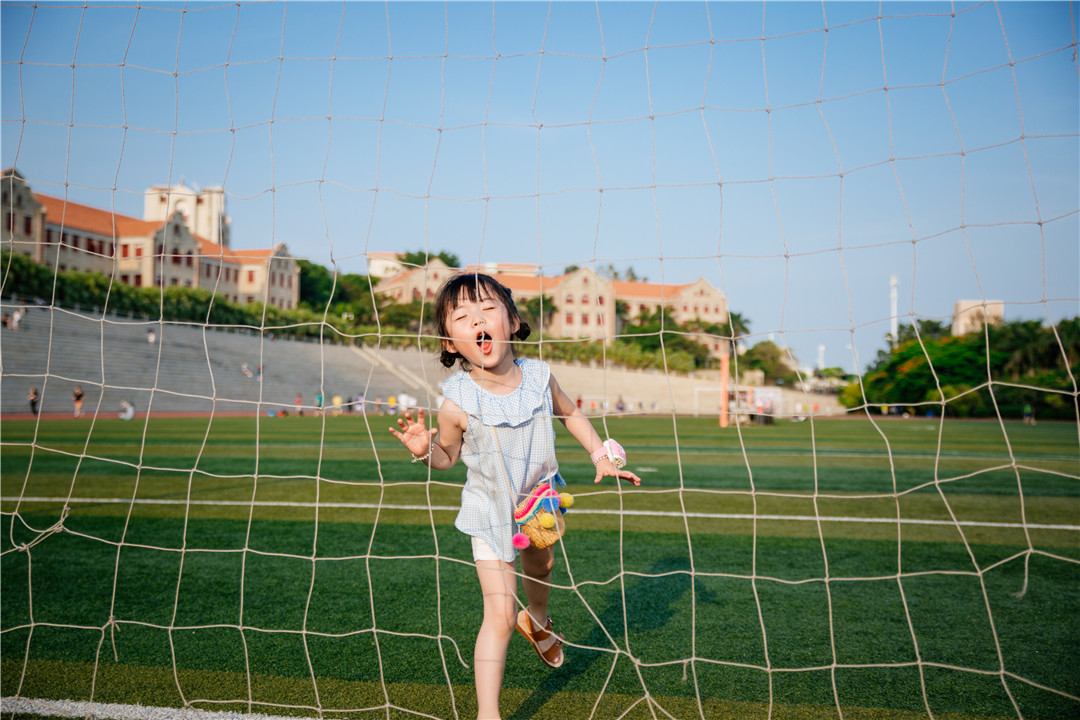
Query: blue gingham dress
[[442, 358, 561, 562]]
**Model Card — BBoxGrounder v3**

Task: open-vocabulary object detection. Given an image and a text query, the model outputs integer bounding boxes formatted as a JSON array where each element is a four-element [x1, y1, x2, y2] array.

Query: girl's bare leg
[[519, 544, 555, 631], [474, 559, 518, 719]]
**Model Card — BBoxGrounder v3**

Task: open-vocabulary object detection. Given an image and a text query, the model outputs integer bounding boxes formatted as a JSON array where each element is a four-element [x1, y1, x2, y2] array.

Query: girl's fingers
[[594, 468, 643, 486]]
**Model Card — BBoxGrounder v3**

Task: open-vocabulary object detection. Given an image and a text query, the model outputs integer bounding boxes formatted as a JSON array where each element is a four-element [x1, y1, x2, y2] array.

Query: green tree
[[377, 299, 426, 331], [620, 307, 712, 368], [1052, 317, 1080, 369], [925, 383, 985, 418], [520, 294, 556, 335], [296, 258, 337, 311], [597, 263, 647, 282], [399, 249, 460, 270], [726, 311, 750, 339], [742, 340, 799, 385], [839, 381, 865, 409], [894, 319, 950, 345], [993, 319, 1050, 379]]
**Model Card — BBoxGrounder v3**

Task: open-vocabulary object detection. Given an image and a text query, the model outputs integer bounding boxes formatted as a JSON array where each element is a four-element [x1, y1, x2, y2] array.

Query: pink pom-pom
[[512, 532, 531, 550]]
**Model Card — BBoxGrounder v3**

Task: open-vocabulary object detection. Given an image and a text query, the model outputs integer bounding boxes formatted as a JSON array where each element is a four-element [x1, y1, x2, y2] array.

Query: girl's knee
[[482, 602, 517, 636], [522, 546, 554, 577]]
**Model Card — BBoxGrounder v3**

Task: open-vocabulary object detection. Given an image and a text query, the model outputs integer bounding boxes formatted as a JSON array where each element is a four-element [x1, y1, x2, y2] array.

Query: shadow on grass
[[508, 555, 706, 719]]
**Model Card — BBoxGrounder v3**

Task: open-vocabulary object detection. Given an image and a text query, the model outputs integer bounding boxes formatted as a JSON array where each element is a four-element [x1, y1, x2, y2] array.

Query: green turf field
[[2, 414, 1078, 719]]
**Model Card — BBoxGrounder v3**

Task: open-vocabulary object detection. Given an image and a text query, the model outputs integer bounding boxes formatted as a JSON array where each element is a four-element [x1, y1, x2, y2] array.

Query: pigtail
[[440, 348, 460, 368]]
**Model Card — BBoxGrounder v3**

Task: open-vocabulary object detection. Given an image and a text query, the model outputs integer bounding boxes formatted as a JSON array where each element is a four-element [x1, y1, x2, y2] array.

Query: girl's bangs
[[448, 274, 508, 308]]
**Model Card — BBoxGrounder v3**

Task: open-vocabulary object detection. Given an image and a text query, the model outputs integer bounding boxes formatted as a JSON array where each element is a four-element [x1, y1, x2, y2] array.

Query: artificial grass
[[2, 416, 1077, 719], [2, 514, 1078, 718]]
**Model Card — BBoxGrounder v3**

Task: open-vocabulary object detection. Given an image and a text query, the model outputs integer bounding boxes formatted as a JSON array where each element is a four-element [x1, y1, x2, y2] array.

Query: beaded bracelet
[[590, 439, 626, 468], [411, 447, 432, 463]]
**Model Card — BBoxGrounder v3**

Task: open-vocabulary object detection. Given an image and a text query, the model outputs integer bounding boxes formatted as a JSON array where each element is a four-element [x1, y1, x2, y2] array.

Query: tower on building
[[144, 183, 230, 248]]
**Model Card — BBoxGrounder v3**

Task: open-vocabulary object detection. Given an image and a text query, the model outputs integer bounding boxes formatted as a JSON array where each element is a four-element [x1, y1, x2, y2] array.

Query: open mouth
[[476, 331, 493, 354]]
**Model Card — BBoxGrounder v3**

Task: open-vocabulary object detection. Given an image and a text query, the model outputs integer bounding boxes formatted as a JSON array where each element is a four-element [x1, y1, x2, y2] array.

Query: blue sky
[[2, 1, 1077, 373]]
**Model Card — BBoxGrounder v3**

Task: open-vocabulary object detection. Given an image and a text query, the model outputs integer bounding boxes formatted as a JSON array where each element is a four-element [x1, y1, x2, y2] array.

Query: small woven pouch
[[512, 483, 566, 549], [492, 426, 571, 550]]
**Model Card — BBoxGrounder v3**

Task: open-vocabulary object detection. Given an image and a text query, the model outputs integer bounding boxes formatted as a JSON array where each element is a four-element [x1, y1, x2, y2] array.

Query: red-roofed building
[[2, 169, 299, 309], [375, 261, 730, 358]]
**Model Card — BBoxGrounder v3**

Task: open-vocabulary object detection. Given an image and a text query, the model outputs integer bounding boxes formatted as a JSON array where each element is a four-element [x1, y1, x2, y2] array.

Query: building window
[[582, 294, 589, 303], [186, 252, 193, 267], [23, 216, 32, 235], [598, 296, 604, 305], [136, 246, 143, 257], [248, 270, 255, 283], [565, 313, 574, 325], [121, 274, 129, 284], [565, 294, 573, 304], [4, 212, 11, 231], [122, 244, 129, 258], [134, 275, 143, 287], [581, 313, 589, 325]]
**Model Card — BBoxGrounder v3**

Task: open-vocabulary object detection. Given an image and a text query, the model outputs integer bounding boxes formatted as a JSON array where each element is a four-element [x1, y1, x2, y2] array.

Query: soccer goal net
[[2, 3, 1077, 719]]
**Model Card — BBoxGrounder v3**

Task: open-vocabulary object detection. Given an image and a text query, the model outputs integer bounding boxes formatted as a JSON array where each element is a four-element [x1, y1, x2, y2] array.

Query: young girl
[[389, 273, 640, 720]]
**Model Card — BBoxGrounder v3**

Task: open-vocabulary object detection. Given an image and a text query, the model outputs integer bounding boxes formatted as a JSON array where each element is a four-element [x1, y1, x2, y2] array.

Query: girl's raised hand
[[389, 409, 438, 457], [593, 458, 641, 486]]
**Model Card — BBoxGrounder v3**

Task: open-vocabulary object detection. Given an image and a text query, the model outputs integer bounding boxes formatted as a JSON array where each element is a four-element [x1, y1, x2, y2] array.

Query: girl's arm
[[389, 400, 466, 471], [549, 374, 641, 486]]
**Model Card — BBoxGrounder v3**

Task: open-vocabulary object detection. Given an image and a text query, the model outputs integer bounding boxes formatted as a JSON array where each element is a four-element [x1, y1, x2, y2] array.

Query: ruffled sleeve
[[441, 358, 550, 428]]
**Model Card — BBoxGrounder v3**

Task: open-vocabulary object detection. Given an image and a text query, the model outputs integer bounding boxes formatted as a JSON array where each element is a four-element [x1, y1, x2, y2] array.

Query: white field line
[[4, 496, 1078, 531], [1, 697, 292, 720]]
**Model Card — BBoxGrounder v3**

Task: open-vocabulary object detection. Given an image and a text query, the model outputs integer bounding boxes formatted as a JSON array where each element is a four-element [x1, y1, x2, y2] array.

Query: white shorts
[[471, 535, 503, 562]]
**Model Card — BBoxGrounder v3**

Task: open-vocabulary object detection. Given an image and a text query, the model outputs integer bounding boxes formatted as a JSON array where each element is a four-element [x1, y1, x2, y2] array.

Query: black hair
[[433, 273, 531, 369]]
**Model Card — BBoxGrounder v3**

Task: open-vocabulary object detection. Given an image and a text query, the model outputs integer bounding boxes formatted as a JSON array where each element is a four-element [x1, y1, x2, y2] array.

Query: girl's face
[[442, 289, 520, 372]]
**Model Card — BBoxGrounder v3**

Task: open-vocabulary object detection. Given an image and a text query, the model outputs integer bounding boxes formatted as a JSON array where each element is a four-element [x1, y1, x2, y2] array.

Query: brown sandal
[[516, 609, 564, 668]]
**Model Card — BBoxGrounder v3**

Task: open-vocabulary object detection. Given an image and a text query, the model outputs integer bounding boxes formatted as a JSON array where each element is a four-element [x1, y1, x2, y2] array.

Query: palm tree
[[1051, 317, 1080, 370], [998, 320, 1049, 379]]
